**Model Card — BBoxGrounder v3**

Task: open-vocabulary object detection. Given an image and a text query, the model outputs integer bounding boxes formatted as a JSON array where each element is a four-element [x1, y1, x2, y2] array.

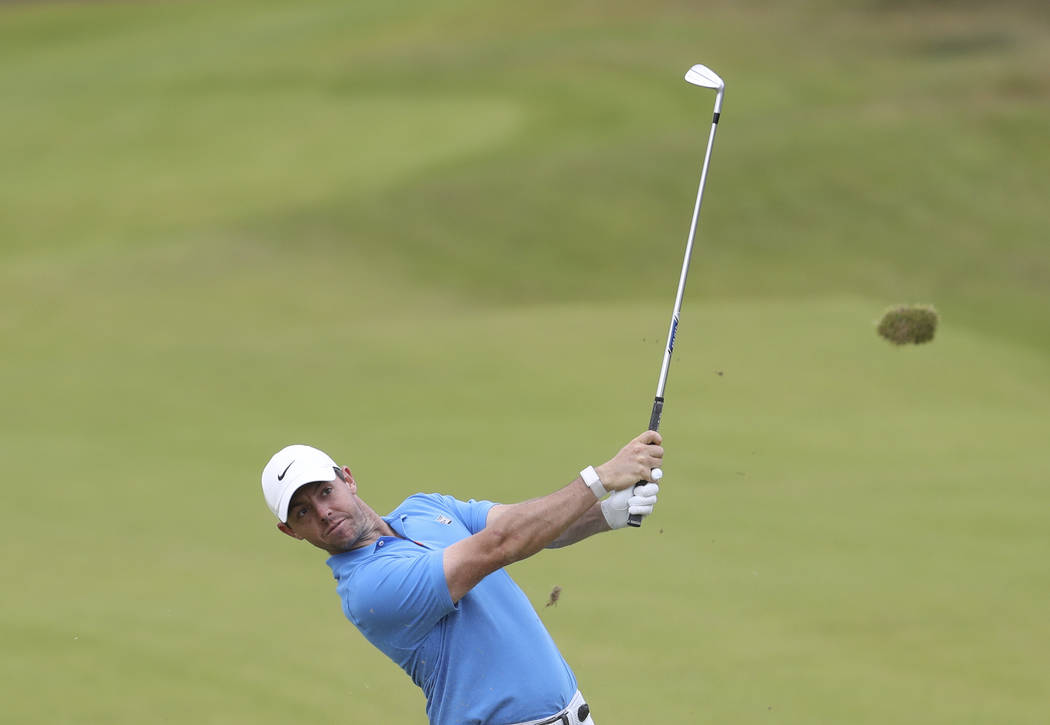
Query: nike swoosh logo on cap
[[277, 460, 294, 481]]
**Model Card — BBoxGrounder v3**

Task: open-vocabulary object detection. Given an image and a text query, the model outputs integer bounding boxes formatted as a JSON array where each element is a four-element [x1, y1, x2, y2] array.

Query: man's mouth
[[324, 518, 347, 538]]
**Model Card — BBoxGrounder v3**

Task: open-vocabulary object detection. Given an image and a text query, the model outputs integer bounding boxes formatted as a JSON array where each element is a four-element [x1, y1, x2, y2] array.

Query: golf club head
[[684, 64, 725, 114], [684, 64, 724, 90]]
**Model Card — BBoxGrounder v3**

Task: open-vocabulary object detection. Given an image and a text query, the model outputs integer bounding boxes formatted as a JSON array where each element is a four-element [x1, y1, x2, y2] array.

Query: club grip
[[627, 396, 664, 527]]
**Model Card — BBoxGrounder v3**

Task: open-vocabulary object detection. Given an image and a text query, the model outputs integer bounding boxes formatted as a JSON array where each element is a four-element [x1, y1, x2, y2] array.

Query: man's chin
[[325, 532, 365, 554]]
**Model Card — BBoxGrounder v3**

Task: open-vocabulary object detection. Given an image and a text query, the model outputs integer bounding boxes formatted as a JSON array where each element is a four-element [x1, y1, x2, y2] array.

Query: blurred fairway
[[2, 1, 1048, 723]]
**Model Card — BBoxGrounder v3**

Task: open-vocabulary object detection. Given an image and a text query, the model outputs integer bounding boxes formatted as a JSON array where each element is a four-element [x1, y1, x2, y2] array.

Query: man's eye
[[322, 487, 332, 496], [296, 508, 307, 519]]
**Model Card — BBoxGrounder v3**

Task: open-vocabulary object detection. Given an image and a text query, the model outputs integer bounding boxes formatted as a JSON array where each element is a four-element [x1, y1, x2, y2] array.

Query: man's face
[[277, 469, 370, 554]]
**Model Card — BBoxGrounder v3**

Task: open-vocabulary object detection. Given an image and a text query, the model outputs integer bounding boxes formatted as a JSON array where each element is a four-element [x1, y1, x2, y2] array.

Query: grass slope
[[2, 1, 1048, 723]]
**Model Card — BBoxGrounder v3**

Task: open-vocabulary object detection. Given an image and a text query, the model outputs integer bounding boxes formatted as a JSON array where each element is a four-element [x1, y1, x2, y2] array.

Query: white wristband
[[580, 465, 607, 499]]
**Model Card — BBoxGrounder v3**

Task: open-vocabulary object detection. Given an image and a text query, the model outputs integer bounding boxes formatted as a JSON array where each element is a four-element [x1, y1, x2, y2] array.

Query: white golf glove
[[601, 482, 660, 530]]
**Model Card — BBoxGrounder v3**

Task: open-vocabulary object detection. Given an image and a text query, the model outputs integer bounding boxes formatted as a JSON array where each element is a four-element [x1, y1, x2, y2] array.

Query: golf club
[[628, 63, 725, 527]]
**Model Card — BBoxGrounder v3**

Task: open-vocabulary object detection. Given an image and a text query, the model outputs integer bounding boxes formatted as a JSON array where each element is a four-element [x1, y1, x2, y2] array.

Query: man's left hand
[[601, 482, 660, 530]]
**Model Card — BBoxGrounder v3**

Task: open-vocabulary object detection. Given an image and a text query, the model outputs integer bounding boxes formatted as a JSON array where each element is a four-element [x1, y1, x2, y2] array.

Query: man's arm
[[442, 431, 663, 603], [545, 479, 662, 548], [545, 501, 609, 548]]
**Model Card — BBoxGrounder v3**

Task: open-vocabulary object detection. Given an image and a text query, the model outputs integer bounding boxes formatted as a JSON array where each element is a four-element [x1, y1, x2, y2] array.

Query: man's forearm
[[444, 477, 602, 603], [484, 478, 599, 565], [546, 501, 610, 548]]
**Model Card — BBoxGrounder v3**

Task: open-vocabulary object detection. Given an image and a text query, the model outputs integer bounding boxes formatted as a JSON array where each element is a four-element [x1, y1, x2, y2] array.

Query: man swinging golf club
[[261, 431, 663, 725]]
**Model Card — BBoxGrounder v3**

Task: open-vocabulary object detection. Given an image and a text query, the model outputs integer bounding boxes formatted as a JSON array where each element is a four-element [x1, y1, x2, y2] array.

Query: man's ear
[[342, 466, 357, 493], [277, 522, 301, 540]]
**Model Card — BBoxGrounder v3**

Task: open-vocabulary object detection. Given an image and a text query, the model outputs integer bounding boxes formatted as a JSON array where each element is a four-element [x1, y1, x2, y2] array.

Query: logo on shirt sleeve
[[435, 515, 452, 525]]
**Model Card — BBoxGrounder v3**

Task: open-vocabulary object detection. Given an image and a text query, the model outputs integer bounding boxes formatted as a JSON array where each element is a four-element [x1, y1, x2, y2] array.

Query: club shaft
[[655, 112, 720, 399], [627, 102, 721, 528]]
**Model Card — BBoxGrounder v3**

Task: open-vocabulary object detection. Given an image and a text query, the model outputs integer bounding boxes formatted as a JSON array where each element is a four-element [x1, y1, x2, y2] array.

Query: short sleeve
[[438, 495, 497, 534], [345, 547, 455, 648]]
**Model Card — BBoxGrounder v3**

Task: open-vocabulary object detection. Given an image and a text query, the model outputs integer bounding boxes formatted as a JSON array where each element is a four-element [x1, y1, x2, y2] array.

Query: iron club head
[[684, 64, 724, 91], [684, 64, 724, 114]]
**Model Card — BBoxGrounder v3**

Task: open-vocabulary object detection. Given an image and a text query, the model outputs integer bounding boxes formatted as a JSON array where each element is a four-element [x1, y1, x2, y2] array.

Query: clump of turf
[[876, 305, 939, 345]]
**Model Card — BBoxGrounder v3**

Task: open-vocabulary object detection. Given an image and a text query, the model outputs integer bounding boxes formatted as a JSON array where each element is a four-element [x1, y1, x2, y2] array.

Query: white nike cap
[[261, 444, 340, 522]]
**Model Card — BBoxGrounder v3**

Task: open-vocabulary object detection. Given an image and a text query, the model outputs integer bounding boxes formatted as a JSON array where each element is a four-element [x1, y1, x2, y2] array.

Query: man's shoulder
[[385, 493, 498, 540], [391, 492, 454, 517], [402, 491, 449, 506]]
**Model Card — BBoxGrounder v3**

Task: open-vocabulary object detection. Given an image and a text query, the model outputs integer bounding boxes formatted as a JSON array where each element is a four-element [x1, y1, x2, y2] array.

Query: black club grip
[[627, 396, 663, 527]]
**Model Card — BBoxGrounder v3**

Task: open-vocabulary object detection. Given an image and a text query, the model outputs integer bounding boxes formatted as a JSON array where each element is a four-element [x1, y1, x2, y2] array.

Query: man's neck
[[329, 504, 398, 555]]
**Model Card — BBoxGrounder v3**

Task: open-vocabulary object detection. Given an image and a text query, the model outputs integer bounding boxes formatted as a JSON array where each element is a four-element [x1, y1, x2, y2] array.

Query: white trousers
[[507, 690, 595, 725]]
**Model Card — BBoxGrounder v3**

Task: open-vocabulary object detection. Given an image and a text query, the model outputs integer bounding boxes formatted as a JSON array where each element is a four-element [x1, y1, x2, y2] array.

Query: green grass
[[2, 1, 1049, 723]]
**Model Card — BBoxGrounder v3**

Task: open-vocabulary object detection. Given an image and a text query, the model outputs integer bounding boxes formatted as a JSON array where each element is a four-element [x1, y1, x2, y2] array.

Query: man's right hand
[[595, 430, 664, 492]]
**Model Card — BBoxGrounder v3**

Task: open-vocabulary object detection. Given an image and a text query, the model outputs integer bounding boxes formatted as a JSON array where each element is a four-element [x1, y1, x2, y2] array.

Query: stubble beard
[[326, 513, 378, 554]]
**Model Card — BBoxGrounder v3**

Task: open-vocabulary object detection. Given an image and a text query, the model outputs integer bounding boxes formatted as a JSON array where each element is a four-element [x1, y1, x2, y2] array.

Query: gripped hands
[[594, 430, 663, 492]]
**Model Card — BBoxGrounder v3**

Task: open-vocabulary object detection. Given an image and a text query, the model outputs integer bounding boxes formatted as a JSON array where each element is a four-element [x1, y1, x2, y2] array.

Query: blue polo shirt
[[326, 493, 577, 725]]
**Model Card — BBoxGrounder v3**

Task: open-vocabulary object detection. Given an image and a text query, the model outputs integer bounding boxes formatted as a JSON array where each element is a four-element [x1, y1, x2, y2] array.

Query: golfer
[[261, 431, 663, 725]]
